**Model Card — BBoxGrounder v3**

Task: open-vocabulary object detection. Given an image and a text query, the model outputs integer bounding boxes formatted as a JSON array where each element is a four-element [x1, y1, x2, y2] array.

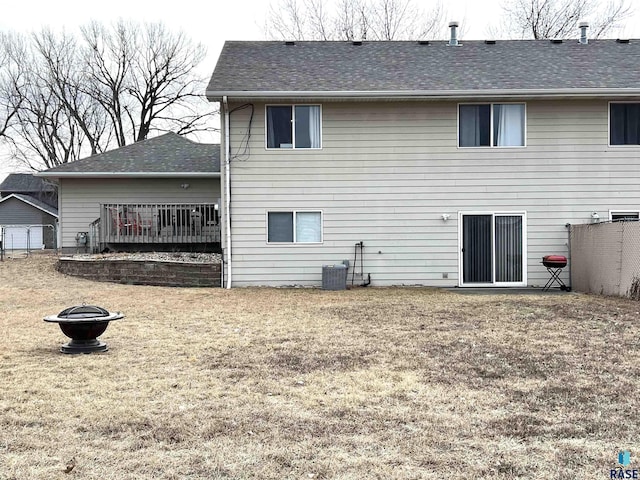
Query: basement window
[[609, 211, 640, 221], [459, 103, 525, 147], [610, 103, 640, 145], [267, 211, 322, 243], [266, 105, 321, 149]]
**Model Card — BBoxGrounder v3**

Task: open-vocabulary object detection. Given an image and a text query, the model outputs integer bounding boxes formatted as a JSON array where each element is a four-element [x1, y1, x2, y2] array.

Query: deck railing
[[99, 203, 220, 246]]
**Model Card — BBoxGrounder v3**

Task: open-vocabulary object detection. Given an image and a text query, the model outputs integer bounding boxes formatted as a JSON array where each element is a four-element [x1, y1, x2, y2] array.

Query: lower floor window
[[610, 211, 640, 221], [267, 211, 322, 243]]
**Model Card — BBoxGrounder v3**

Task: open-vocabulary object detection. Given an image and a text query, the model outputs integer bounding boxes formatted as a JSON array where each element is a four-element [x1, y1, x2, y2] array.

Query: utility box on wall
[[322, 264, 348, 291]]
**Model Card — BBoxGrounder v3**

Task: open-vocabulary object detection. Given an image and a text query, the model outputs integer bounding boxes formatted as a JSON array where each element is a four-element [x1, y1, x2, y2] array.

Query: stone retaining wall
[[56, 258, 221, 287]]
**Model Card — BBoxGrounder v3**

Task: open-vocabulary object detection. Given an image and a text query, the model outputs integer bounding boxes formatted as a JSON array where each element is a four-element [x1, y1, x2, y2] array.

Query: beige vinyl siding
[[226, 99, 640, 287], [58, 178, 220, 249]]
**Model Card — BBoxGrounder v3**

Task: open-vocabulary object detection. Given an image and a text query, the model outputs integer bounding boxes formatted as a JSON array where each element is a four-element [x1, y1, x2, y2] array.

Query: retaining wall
[[56, 258, 221, 287]]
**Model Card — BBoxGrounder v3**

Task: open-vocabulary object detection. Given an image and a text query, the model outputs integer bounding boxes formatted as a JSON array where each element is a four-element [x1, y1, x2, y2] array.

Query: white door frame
[[458, 211, 528, 287]]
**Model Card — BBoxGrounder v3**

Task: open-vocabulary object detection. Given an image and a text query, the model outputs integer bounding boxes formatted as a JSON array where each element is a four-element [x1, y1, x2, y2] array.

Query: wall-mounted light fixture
[[180, 183, 190, 189], [591, 212, 600, 223], [441, 213, 451, 221]]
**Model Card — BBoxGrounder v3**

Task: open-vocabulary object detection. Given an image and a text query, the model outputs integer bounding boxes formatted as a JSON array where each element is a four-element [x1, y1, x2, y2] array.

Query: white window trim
[[457, 102, 527, 149], [608, 101, 640, 147], [265, 104, 323, 150], [266, 210, 324, 244], [608, 210, 640, 221]]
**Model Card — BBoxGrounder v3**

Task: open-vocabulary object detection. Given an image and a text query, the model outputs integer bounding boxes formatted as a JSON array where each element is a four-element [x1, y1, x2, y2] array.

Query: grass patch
[[0, 254, 638, 478]]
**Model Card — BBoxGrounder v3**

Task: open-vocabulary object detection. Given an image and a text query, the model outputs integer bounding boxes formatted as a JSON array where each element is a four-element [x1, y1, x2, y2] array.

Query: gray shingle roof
[[40, 133, 220, 177], [0, 193, 58, 217], [0, 173, 57, 193], [206, 39, 640, 97]]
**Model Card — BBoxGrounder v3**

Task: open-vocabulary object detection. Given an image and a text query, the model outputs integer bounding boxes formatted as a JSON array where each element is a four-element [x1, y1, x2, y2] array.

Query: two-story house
[[206, 25, 640, 288]]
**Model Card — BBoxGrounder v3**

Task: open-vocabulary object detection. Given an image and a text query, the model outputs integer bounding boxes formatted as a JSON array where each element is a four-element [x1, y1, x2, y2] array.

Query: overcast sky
[[0, 0, 638, 177], [2, 0, 638, 76]]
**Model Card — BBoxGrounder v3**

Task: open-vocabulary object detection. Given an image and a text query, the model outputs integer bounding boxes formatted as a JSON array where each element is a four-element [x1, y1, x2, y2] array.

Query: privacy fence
[[569, 221, 640, 299]]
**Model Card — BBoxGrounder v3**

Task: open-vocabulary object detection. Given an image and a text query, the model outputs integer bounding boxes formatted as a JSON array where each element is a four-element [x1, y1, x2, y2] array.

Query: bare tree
[[1, 32, 88, 169], [500, 0, 633, 39], [0, 33, 24, 142], [265, 0, 446, 41], [126, 22, 213, 142], [82, 21, 214, 145], [268, 0, 311, 40], [11, 82, 86, 170], [80, 21, 133, 150], [589, 0, 634, 37], [33, 28, 110, 157], [306, 0, 333, 40], [0, 20, 217, 170], [334, 0, 369, 40], [367, 0, 444, 40]]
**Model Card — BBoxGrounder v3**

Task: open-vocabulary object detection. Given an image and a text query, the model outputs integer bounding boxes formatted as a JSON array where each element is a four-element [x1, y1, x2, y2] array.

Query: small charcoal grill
[[44, 304, 124, 354], [541, 255, 570, 292]]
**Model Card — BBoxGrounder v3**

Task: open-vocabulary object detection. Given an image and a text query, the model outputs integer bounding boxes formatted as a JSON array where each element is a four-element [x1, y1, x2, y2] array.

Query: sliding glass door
[[460, 212, 526, 286]]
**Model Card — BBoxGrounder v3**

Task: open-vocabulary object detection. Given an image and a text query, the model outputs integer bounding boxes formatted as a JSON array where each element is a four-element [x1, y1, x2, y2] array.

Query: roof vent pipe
[[448, 21, 459, 46], [579, 22, 589, 44]]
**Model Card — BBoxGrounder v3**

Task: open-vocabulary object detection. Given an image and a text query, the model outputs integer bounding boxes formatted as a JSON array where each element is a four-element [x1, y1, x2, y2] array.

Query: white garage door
[[3, 226, 44, 250]]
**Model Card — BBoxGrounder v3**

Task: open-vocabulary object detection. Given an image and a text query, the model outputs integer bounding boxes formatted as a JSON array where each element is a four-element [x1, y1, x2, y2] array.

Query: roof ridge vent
[[448, 21, 460, 46], [617, 38, 630, 44], [550, 38, 563, 44], [579, 22, 589, 44], [284, 41, 295, 46]]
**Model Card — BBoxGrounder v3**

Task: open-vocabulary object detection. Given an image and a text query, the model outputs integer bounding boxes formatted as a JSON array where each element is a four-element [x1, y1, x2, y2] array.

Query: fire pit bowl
[[44, 304, 124, 354]]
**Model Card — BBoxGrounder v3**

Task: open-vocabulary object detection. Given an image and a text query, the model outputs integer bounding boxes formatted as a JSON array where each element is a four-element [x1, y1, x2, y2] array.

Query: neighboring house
[[206, 26, 640, 288], [0, 173, 58, 208], [0, 194, 58, 249], [38, 133, 221, 253]]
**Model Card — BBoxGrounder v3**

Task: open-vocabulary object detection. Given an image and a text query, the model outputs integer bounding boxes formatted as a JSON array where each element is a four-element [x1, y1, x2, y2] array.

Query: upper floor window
[[459, 103, 525, 147], [266, 105, 321, 149], [610, 103, 640, 145]]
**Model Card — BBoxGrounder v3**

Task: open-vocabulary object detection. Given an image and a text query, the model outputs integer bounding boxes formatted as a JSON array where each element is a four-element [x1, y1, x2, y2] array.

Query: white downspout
[[223, 96, 232, 289]]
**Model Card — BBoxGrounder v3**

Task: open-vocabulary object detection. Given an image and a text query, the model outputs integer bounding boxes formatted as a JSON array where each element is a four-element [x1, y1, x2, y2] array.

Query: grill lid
[[57, 305, 110, 319], [542, 255, 567, 268], [543, 255, 567, 263]]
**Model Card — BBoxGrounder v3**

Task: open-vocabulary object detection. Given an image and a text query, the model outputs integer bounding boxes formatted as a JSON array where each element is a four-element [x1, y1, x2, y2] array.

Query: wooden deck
[[94, 203, 221, 249]]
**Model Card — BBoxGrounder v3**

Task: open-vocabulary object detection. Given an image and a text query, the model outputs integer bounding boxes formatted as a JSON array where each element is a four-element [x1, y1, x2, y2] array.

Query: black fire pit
[[44, 304, 124, 354]]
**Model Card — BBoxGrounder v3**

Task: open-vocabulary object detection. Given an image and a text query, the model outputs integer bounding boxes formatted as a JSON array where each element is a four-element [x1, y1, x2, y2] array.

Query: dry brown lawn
[[0, 253, 639, 479]]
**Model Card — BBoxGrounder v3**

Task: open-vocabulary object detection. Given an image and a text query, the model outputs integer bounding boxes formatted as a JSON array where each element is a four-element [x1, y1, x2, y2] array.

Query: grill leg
[[542, 267, 567, 292]]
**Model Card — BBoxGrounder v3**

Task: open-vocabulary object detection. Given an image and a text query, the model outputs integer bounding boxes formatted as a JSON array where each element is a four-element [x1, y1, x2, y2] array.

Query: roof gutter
[[206, 88, 640, 101], [36, 172, 221, 179]]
